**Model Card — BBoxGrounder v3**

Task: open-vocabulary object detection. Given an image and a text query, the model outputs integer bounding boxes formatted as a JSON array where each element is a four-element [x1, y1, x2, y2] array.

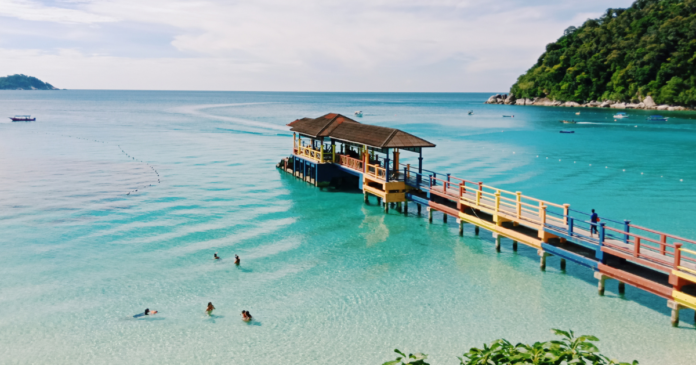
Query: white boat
[[354, 111, 363, 117], [613, 112, 628, 119]]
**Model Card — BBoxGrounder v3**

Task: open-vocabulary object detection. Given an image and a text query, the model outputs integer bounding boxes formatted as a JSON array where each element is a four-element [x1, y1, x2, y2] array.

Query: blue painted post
[[568, 217, 574, 237], [385, 156, 390, 180], [596, 222, 606, 263], [624, 220, 631, 244], [418, 150, 423, 186], [403, 167, 407, 183]]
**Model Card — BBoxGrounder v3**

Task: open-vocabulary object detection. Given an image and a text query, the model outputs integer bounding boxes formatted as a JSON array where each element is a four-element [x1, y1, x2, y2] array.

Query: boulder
[[643, 96, 656, 108], [611, 102, 626, 109], [657, 105, 669, 111], [485, 94, 501, 104], [504, 93, 516, 105], [625, 103, 640, 109], [551, 100, 562, 106], [532, 97, 552, 106], [668, 106, 686, 111], [587, 101, 601, 107], [599, 101, 613, 108], [564, 101, 581, 107]]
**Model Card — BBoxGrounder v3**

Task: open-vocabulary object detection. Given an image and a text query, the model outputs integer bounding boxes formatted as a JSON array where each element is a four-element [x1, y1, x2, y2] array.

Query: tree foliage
[[0, 74, 57, 90], [384, 329, 638, 365], [511, 0, 696, 106]]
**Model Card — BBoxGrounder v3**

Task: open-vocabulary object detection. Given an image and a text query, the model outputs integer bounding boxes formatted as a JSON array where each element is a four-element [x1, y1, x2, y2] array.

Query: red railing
[[338, 154, 364, 172]]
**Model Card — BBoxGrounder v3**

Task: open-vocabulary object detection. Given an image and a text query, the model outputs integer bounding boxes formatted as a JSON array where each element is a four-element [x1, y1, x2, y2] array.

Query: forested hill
[[511, 0, 696, 107], [0, 74, 59, 90]]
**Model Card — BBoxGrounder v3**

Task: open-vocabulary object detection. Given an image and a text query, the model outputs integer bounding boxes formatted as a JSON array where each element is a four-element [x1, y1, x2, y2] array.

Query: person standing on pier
[[590, 209, 600, 236]]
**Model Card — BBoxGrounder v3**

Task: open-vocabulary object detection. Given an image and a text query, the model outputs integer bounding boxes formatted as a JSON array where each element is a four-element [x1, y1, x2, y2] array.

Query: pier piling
[[618, 282, 626, 295], [417, 204, 421, 215], [539, 251, 547, 271], [560, 258, 566, 271], [404, 201, 408, 215], [595, 272, 607, 296], [443, 213, 448, 223], [512, 241, 518, 252], [669, 301, 681, 327], [364, 193, 369, 204], [474, 226, 479, 235], [384, 202, 389, 213], [495, 235, 501, 252], [428, 208, 433, 223], [458, 219, 463, 236]]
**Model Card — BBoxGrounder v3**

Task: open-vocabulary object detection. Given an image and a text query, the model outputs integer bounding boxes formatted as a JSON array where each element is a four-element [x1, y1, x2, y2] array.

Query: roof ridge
[[381, 129, 400, 148], [315, 114, 340, 137]]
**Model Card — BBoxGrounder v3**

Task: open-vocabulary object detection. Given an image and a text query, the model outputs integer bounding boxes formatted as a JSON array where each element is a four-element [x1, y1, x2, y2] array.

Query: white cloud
[[0, 0, 636, 91], [0, 0, 115, 24]]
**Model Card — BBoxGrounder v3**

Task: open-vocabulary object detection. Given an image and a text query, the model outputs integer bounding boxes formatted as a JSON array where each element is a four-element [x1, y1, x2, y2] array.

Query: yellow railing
[[296, 144, 330, 163], [338, 155, 364, 172], [366, 163, 386, 180]]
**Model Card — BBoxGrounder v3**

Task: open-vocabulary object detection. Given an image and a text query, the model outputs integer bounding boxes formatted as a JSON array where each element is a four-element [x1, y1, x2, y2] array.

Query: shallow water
[[1, 91, 695, 365]]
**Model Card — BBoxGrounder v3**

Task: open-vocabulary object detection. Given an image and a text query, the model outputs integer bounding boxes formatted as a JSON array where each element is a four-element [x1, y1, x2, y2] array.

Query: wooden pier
[[279, 113, 696, 327]]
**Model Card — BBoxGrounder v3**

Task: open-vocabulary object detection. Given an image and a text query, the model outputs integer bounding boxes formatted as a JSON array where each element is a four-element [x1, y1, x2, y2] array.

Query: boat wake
[[171, 103, 289, 134]]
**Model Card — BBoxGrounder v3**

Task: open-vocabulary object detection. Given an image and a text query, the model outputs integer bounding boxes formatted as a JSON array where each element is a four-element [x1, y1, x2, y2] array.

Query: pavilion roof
[[287, 113, 436, 149]]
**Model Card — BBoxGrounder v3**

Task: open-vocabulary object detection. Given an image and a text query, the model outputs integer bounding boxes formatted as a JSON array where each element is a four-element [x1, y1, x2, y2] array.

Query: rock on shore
[[484, 94, 691, 111]]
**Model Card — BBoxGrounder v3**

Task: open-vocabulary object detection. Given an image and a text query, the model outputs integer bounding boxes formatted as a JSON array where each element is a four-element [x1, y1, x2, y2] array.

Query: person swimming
[[234, 255, 240, 265], [214, 253, 220, 260], [242, 310, 252, 322], [133, 308, 157, 318], [206, 302, 215, 316]]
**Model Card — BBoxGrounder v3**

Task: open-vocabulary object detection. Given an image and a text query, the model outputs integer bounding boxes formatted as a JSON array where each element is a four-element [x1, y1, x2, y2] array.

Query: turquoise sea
[[1, 91, 696, 365]]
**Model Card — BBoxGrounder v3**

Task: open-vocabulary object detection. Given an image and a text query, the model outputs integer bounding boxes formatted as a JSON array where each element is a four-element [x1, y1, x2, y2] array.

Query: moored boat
[[613, 112, 628, 119], [10, 115, 35, 122], [561, 120, 577, 124], [560, 130, 575, 134], [354, 111, 363, 117]]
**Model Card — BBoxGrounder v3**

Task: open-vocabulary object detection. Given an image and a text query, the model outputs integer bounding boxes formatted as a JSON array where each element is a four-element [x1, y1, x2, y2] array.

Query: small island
[[0, 74, 59, 90]]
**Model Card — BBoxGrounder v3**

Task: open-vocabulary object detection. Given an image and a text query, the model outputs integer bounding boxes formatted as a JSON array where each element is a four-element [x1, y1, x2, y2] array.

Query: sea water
[[1, 91, 695, 365]]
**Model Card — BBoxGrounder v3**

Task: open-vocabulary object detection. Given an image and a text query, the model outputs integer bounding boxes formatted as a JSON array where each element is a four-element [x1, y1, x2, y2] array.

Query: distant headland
[[490, 0, 696, 111], [0, 74, 60, 90]]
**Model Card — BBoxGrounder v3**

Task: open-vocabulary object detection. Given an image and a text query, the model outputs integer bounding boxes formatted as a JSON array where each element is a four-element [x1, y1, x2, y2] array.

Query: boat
[[10, 115, 35, 122], [468, 110, 473, 115], [560, 120, 577, 124], [575, 112, 581, 115], [354, 111, 363, 117], [613, 112, 628, 119], [502, 115, 514, 118], [647, 115, 668, 122], [560, 130, 575, 134]]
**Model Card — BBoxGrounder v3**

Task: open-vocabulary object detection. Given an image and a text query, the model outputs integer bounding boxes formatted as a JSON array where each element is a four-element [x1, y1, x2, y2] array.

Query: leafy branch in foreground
[[384, 329, 638, 365]]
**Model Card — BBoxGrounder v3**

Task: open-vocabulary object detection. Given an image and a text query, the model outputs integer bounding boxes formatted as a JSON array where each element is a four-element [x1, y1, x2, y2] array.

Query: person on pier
[[590, 209, 600, 236]]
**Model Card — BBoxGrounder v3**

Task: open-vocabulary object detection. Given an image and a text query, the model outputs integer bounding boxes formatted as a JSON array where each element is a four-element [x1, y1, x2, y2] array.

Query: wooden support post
[[618, 282, 625, 295], [396, 202, 402, 213], [417, 204, 421, 215], [539, 250, 547, 271], [428, 208, 433, 223], [404, 201, 408, 215], [443, 213, 448, 223], [384, 201, 389, 214], [364, 193, 369, 204], [512, 241, 518, 252], [595, 272, 607, 296], [669, 301, 681, 327], [560, 258, 566, 271], [495, 235, 501, 252], [458, 219, 464, 236], [475, 226, 479, 235], [377, 197, 381, 205]]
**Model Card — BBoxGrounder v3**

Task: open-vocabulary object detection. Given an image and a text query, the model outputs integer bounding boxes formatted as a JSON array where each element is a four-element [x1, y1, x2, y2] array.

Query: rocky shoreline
[[484, 94, 690, 111]]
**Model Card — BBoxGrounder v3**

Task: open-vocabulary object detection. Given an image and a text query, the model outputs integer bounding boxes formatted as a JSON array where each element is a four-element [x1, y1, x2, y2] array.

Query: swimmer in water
[[214, 253, 220, 260], [206, 302, 215, 316], [234, 255, 240, 265], [242, 310, 252, 322], [133, 308, 157, 318]]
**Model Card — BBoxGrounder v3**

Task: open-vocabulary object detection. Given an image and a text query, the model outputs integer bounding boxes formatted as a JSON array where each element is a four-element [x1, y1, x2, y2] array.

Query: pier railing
[[338, 155, 364, 172], [366, 163, 387, 180], [296, 144, 330, 163]]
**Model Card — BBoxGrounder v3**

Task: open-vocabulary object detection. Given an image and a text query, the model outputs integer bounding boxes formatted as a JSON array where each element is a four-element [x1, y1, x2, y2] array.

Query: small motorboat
[[10, 115, 35, 122], [561, 120, 577, 124], [560, 130, 575, 134], [575, 112, 581, 115], [468, 110, 473, 115], [502, 115, 514, 118], [354, 111, 363, 117], [613, 112, 628, 119], [647, 115, 668, 122]]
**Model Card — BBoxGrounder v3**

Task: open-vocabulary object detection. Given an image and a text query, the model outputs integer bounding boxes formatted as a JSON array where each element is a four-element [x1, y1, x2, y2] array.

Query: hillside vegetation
[[0, 74, 58, 90], [511, 0, 696, 107]]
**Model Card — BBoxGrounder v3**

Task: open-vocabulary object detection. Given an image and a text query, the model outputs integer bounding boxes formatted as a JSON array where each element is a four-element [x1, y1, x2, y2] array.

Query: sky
[[0, 0, 636, 92]]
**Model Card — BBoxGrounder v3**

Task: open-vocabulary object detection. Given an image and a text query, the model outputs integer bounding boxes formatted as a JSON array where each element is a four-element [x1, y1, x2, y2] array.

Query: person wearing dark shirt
[[590, 209, 599, 235]]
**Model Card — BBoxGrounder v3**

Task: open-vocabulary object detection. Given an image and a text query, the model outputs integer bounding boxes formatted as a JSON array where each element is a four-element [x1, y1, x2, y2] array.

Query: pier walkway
[[278, 113, 696, 327]]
